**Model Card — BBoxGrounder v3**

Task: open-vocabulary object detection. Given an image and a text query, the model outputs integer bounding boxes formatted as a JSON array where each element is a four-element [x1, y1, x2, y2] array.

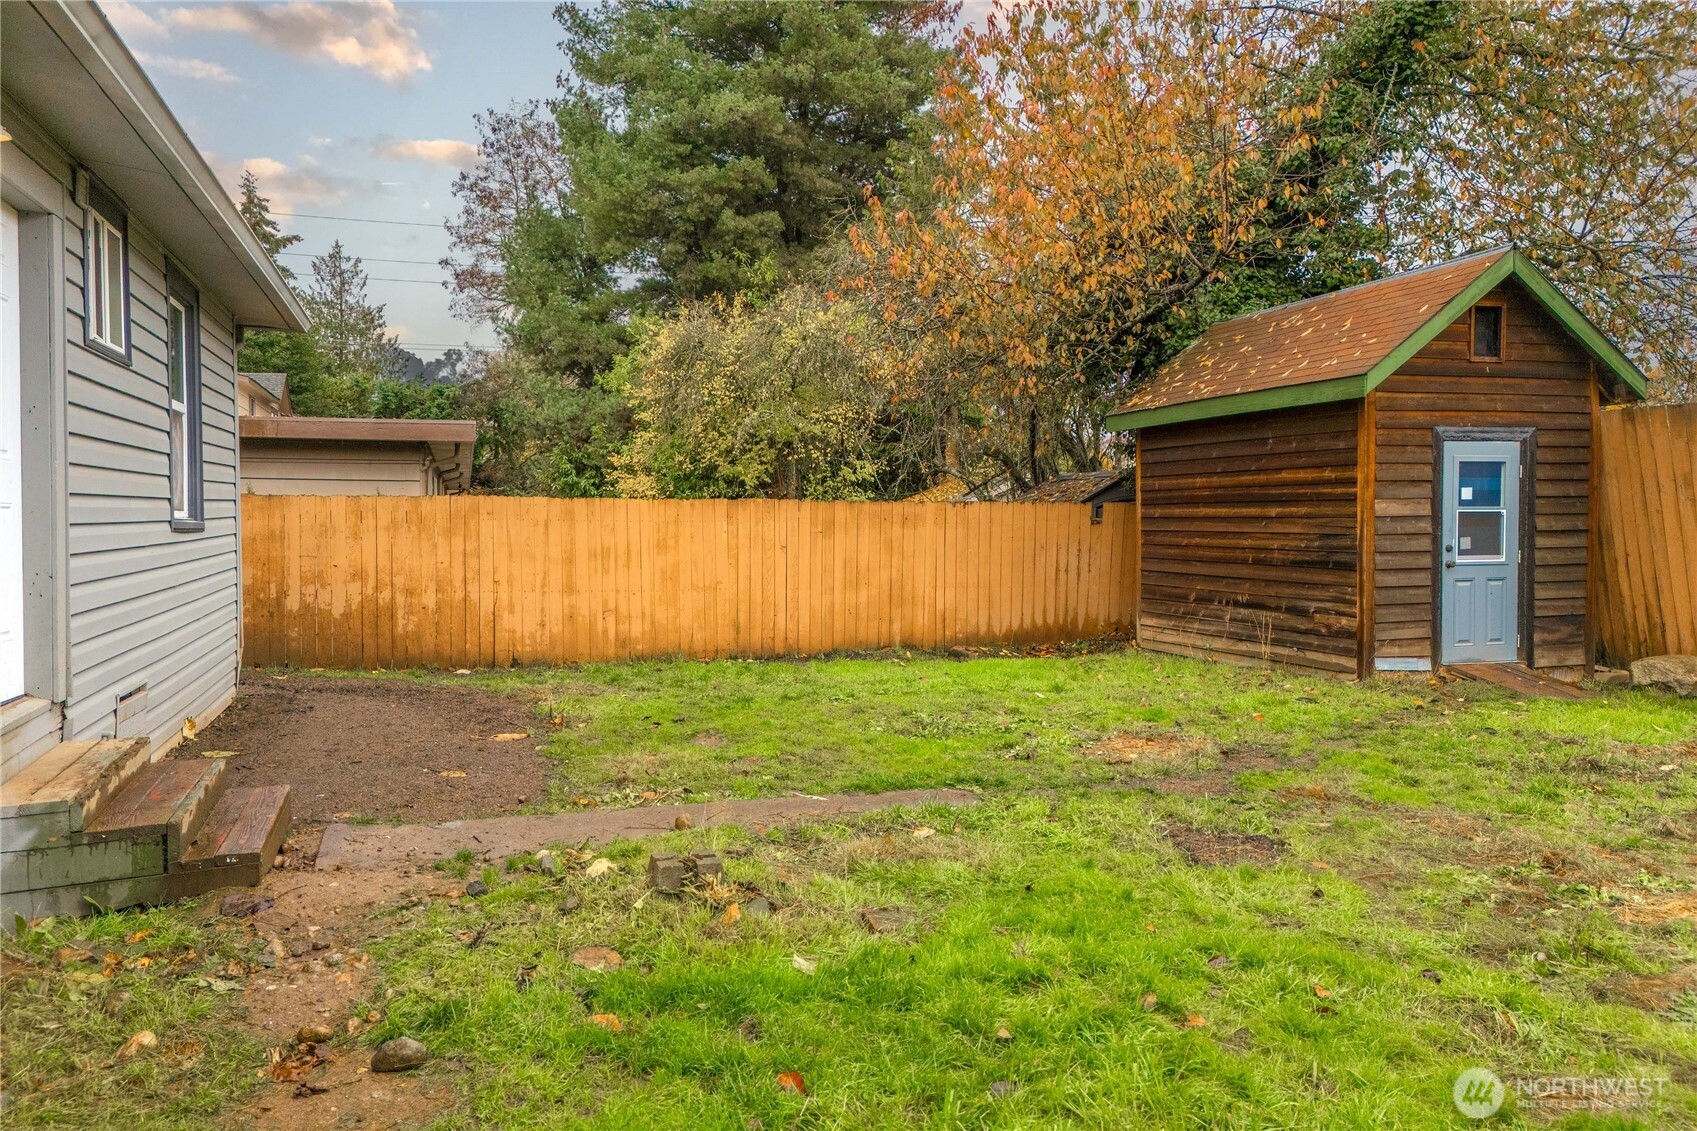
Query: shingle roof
[[244, 372, 288, 399], [1017, 471, 1128, 503], [1116, 249, 1510, 416]]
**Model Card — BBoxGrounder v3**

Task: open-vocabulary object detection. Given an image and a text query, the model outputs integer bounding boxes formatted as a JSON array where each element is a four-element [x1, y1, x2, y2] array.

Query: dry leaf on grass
[[1312, 985, 1332, 999], [910, 826, 935, 839], [589, 1013, 623, 1033], [776, 1070, 807, 1095], [1139, 992, 1158, 1011], [1181, 1014, 1207, 1029], [116, 1030, 157, 1059], [722, 903, 742, 925], [791, 955, 818, 976], [571, 946, 623, 972]]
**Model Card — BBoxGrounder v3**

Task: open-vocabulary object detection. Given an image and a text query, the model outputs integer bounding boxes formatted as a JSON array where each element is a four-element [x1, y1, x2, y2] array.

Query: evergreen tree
[[236, 171, 302, 275], [303, 241, 397, 380]]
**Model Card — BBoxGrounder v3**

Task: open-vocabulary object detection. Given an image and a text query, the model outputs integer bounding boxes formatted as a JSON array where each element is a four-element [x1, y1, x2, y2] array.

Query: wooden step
[[173, 785, 292, 895], [83, 758, 229, 862], [1449, 662, 1598, 700], [1, 737, 152, 835]]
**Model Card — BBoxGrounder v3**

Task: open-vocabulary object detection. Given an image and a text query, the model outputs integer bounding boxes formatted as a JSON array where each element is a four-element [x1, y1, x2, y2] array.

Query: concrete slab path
[[315, 788, 980, 872]]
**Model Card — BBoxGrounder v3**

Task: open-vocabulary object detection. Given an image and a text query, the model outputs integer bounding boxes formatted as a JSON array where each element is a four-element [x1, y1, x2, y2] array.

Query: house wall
[[239, 440, 441, 496], [1137, 401, 1361, 675], [1, 117, 241, 779], [1372, 279, 1597, 671]]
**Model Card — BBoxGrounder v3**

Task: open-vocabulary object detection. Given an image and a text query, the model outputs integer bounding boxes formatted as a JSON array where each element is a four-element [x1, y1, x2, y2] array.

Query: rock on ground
[[1631, 655, 1697, 698], [371, 1037, 430, 1073]]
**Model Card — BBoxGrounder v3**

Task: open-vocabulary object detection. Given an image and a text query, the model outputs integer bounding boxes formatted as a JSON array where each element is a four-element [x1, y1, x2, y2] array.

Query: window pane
[[1473, 305, 1502, 358], [88, 227, 106, 342], [1457, 460, 1504, 508], [170, 407, 187, 516], [168, 302, 186, 401], [104, 223, 125, 348], [1457, 511, 1505, 559]]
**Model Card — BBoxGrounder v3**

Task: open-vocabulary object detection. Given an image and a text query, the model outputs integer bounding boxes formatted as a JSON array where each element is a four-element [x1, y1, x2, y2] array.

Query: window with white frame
[[84, 181, 128, 357], [165, 267, 202, 527]]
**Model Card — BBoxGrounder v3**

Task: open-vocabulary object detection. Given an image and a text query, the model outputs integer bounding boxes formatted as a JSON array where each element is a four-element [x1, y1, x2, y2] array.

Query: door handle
[[1444, 560, 1456, 569]]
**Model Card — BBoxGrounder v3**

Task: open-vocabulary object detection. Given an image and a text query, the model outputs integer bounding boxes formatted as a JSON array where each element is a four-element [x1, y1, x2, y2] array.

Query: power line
[[279, 250, 444, 267], [273, 210, 443, 228]]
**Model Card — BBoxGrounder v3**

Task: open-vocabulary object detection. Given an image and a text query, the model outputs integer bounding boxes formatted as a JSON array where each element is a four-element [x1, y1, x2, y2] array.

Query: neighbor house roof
[[246, 373, 288, 400], [1, 2, 307, 332], [1105, 248, 1646, 431], [239, 417, 478, 492], [1017, 470, 1133, 504]]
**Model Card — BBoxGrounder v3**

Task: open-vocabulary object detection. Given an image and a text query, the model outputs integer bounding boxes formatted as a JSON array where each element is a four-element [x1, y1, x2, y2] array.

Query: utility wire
[[273, 210, 443, 228], [279, 250, 444, 267]]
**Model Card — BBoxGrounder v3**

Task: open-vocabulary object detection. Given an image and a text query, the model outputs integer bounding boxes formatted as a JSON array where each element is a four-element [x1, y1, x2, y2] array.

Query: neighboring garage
[[238, 415, 477, 497]]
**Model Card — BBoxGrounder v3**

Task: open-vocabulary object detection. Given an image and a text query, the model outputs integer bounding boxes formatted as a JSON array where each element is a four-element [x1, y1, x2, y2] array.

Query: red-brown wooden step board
[[174, 785, 292, 895], [82, 758, 228, 860], [1449, 663, 1597, 700]]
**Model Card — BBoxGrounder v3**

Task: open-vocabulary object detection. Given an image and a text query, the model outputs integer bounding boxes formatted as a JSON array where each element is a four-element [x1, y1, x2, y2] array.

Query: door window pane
[[1458, 460, 1503, 508], [1457, 511, 1505, 559]]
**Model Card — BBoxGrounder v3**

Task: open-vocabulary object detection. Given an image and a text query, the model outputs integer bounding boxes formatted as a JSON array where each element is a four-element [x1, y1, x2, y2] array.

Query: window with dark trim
[[165, 264, 204, 531], [82, 175, 130, 363], [1471, 303, 1504, 361]]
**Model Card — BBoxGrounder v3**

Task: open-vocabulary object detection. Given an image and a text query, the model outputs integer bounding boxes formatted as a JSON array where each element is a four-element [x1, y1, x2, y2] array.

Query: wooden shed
[[1105, 248, 1647, 679]]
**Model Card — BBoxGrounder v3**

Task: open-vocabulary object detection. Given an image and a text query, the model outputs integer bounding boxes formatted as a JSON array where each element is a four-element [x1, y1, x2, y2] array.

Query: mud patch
[[186, 676, 554, 823], [1164, 824, 1284, 866]]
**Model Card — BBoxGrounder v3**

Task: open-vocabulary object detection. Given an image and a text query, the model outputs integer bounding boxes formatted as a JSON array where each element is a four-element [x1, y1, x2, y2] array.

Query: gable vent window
[[1471, 303, 1504, 360], [82, 178, 129, 360]]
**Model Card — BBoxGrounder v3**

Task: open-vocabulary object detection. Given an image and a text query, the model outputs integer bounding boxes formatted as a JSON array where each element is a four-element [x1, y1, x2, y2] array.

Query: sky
[[108, 0, 570, 359]]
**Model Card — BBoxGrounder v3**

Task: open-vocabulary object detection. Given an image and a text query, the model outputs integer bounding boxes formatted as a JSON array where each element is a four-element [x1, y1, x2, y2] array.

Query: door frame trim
[[1430, 427, 1536, 668]]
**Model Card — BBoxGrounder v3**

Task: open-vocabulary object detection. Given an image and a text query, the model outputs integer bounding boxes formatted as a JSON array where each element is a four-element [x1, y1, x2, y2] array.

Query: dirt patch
[[1087, 731, 1204, 767], [1164, 824, 1284, 866], [185, 676, 554, 823], [1601, 969, 1697, 1012], [1613, 891, 1697, 926]]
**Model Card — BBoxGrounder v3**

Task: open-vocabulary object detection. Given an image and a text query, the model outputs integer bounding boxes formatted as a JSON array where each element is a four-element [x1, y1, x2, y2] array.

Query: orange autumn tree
[[848, 0, 1399, 485]]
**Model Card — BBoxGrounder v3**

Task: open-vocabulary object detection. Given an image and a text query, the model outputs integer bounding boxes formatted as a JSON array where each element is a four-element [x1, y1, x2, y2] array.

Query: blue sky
[[110, 1, 568, 358]]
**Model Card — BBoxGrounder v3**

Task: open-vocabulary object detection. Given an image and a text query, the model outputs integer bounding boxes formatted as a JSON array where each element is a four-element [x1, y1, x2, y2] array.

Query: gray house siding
[[4, 124, 242, 772]]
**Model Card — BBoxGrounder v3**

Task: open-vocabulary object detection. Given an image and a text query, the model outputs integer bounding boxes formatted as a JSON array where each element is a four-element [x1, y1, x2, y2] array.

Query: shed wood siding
[[240, 441, 441, 497], [1138, 402, 1360, 674], [1372, 280, 1596, 670], [63, 193, 241, 752]]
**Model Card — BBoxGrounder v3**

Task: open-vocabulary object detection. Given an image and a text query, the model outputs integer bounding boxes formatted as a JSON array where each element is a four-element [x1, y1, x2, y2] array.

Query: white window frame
[[83, 180, 130, 360], [167, 296, 190, 520]]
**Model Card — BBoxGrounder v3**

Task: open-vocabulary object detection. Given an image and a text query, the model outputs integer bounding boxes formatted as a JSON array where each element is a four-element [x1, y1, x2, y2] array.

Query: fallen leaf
[[438, 770, 467, 779], [1139, 992, 1158, 1011], [1181, 1014, 1207, 1029], [1419, 968, 1442, 984], [490, 733, 528, 742], [54, 946, 95, 966], [1312, 985, 1332, 999], [1252, 713, 1264, 721], [910, 826, 935, 839], [791, 955, 818, 976], [1207, 955, 1231, 968], [117, 1030, 158, 1059], [571, 946, 623, 972], [776, 1070, 807, 1095], [166, 1039, 205, 1061], [722, 903, 742, 925], [994, 1026, 1012, 1041], [584, 858, 616, 880], [589, 1013, 623, 1033], [1309, 861, 1332, 870], [125, 929, 153, 945]]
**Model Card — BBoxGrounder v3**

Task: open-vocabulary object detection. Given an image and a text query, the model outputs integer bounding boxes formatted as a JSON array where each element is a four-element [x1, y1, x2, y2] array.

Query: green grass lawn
[[6, 648, 1697, 1128]]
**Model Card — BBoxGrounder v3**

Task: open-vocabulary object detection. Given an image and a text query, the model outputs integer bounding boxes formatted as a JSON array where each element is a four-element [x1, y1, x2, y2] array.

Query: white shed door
[[0, 202, 23, 702]]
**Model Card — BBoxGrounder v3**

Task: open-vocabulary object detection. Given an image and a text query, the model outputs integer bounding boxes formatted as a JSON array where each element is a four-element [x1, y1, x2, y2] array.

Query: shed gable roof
[[1105, 248, 1646, 431]]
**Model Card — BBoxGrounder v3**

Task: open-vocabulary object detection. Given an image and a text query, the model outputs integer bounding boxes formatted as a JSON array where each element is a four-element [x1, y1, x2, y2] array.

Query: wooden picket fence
[[240, 496, 1137, 668], [1593, 402, 1697, 666]]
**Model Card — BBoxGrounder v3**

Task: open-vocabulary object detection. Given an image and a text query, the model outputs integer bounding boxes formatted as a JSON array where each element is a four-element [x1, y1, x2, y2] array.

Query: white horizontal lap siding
[[63, 213, 240, 751]]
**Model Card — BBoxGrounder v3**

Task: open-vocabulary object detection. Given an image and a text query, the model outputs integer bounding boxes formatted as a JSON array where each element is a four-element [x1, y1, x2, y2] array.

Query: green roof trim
[[1103, 373, 1371, 431], [1107, 249, 1648, 432]]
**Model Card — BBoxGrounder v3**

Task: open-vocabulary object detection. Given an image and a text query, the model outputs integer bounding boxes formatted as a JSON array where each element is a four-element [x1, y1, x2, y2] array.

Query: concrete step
[[173, 785, 292, 895]]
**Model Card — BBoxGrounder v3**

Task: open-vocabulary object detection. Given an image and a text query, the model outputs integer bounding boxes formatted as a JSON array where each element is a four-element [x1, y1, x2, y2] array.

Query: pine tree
[[236, 171, 302, 276], [303, 241, 396, 380]]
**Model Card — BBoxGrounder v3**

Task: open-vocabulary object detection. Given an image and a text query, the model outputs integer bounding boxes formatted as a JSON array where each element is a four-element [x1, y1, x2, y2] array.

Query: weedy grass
[[5, 648, 1696, 1128]]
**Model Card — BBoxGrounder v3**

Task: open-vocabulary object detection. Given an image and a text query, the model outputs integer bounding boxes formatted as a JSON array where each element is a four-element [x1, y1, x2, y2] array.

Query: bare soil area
[[185, 675, 554, 823]]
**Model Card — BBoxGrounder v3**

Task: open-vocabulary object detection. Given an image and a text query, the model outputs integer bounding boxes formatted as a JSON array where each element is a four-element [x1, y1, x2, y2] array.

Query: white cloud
[[103, 1, 169, 38], [135, 51, 237, 83], [372, 138, 479, 169], [168, 1, 430, 85], [216, 154, 357, 213]]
